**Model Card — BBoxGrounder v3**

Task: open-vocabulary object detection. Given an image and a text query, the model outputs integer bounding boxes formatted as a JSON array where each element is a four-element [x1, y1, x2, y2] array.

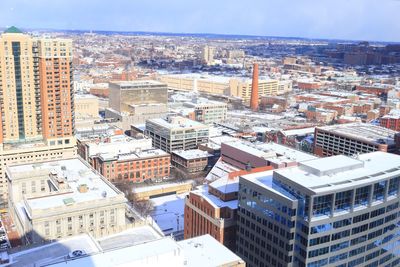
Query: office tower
[[313, 123, 398, 157], [237, 152, 400, 267], [250, 63, 259, 111], [145, 116, 209, 153], [106, 81, 168, 130], [0, 27, 76, 205], [108, 81, 168, 113], [202, 45, 215, 65]]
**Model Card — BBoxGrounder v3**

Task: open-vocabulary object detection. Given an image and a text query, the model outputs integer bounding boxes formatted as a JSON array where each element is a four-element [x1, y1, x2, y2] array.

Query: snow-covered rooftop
[[275, 151, 400, 194]]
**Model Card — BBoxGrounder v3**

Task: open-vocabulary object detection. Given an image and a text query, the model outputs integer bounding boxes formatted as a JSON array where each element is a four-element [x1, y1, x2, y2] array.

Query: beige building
[[160, 74, 288, 103], [0, 27, 76, 206], [201, 45, 214, 65], [160, 74, 231, 95], [0, 27, 41, 143], [74, 94, 99, 120], [7, 158, 127, 244], [230, 78, 281, 102], [108, 80, 168, 113]]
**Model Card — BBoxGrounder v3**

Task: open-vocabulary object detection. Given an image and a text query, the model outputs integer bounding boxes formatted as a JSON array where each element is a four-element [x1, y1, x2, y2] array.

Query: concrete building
[[0, 27, 76, 205], [183, 99, 228, 125], [74, 94, 99, 120], [237, 152, 400, 267], [106, 80, 168, 130], [7, 158, 128, 244], [313, 123, 398, 157], [201, 45, 215, 65], [2, 232, 245, 267], [108, 80, 168, 113], [145, 116, 209, 153]]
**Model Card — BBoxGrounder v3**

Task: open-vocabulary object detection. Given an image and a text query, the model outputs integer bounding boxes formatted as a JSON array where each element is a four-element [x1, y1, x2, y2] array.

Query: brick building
[[380, 110, 400, 131], [171, 149, 211, 176], [92, 149, 170, 184], [184, 166, 273, 251]]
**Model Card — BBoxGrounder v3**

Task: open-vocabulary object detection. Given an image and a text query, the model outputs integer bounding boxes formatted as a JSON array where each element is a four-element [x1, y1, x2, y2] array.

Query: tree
[[132, 199, 154, 218]]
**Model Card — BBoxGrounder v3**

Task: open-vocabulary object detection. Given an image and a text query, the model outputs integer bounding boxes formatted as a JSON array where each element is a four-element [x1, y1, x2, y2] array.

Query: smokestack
[[250, 63, 259, 111]]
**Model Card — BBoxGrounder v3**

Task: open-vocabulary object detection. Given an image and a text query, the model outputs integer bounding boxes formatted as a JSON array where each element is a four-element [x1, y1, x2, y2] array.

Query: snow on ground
[[150, 193, 188, 236]]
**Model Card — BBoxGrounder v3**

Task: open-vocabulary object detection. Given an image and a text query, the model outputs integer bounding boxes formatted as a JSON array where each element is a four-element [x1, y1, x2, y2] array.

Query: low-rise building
[[74, 94, 99, 120], [7, 158, 128, 244], [380, 109, 400, 131], [171, 149, 211, 175], [92, 148, 170, 184]]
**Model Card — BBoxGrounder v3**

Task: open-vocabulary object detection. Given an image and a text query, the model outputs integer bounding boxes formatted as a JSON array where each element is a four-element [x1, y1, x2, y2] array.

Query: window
[[372, 181, 386, 202], [335, 190, 352, 212], [388, 177, 399, 197], [354, 186, 370, 208], [312, 194, 333, 217]]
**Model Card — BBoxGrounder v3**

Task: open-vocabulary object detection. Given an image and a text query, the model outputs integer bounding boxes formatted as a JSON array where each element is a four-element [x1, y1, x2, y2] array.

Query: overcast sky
[[1, 0, 399, 42]]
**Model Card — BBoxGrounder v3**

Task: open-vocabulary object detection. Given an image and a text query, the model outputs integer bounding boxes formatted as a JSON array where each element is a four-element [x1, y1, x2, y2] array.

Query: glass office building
[[237, 152, 400, 267]]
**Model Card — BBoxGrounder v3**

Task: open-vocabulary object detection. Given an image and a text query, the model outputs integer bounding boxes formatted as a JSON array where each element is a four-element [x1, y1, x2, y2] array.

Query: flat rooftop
[[8, 158, 123, 212], [316, 122, 397, 145], [109, 80, 167, 88], [172, 149, 211, 160], [147, 116, 208, 130], [100, 148, 169, 162], [275, 151, 400, 194], [7, 225, 163, 267], [178, 234, 245, 267], [191, 185, 238, 210], [241, 170, 297, 201]]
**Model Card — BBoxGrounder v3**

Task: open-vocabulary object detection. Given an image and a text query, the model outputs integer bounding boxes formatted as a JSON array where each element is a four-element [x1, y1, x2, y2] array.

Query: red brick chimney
[[250, 63, 259, 111]]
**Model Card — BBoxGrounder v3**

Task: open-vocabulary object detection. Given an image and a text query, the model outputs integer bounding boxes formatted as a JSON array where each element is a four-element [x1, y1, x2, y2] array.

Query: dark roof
[[4, 26, 23, 34]]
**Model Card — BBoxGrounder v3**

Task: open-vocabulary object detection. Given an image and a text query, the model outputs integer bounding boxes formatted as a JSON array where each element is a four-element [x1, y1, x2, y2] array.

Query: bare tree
[[132, 199, 154, 218]]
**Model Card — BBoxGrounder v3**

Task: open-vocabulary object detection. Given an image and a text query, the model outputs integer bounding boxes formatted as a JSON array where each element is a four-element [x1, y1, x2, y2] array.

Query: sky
[[1, 0, 399, 42]]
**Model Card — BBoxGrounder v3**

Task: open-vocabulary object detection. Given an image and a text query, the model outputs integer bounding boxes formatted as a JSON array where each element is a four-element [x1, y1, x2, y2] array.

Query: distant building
[[108, 80, 168, 113], [237, 152, 400, 267], [314, 123, 398, 157], [183, 99, 228, 125], [201, 45, 215, 65], [145, 116, 209, 153], [381, 110, 400, 131], [7, 158, 127, 244], [106, 80, 168, 130], [230, 78, 281, 104]]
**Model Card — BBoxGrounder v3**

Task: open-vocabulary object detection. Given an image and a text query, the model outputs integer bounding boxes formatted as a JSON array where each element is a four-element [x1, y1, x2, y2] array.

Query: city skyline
[[1, 0, 400, 42]]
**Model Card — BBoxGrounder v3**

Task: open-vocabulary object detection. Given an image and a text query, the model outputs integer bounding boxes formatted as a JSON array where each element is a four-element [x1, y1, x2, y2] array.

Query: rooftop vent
[[102, 191, 107, 198], [78, 184, 89, 193]]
